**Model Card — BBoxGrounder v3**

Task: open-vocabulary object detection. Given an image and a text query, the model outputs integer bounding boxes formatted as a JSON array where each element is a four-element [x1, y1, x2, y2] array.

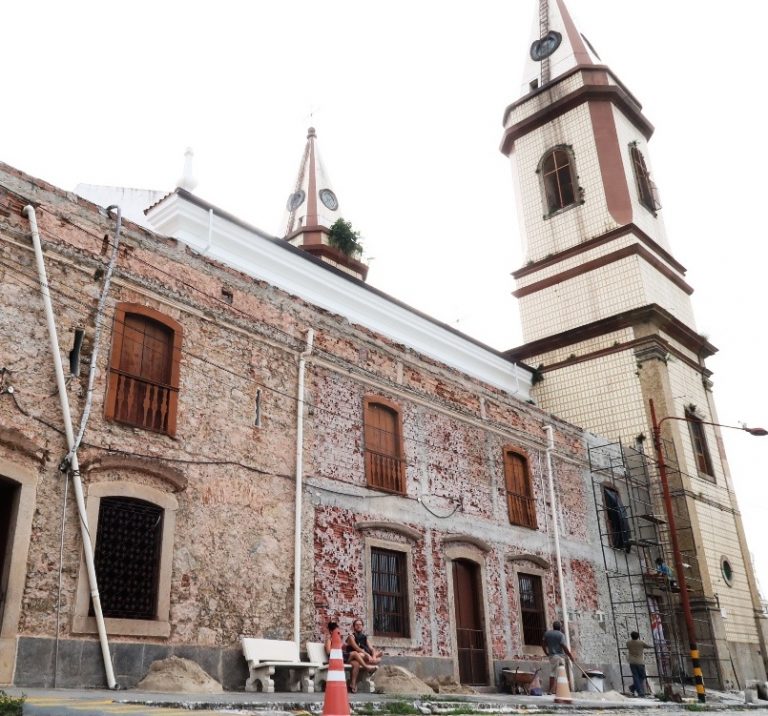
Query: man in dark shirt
[[542, 621, 573, 695], [347, 619, 382, 666]]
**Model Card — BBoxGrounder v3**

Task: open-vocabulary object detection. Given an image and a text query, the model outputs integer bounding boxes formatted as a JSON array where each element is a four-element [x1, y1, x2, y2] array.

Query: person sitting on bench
[[325, 620, 373, 693], [346, 618, 382, 692]]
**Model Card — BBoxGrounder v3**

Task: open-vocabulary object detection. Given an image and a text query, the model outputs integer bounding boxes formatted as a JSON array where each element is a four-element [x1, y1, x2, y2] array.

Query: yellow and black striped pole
[[650, 400, 706, 703]]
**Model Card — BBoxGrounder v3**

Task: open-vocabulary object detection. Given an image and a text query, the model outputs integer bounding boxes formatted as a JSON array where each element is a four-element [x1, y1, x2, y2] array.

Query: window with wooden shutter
[[518, 573, 546, 646], [630, 144, 662, 212], [364, 396, 405, 494], [685, 409, 714, 478], [105, 303, 182, 436], [504, 449, 537, 529]]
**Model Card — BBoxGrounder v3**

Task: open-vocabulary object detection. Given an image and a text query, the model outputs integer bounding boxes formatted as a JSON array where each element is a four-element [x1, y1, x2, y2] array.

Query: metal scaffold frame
[[589, 438, 719, 696]]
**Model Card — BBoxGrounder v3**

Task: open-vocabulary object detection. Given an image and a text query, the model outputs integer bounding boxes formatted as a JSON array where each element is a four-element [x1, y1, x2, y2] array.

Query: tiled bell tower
[[503, 0, 767, 690]]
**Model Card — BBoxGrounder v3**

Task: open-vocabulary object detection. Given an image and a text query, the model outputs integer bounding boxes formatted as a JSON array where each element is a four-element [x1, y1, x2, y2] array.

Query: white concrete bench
[[242, 638, 320, 693], [306, 641, 376, 694]]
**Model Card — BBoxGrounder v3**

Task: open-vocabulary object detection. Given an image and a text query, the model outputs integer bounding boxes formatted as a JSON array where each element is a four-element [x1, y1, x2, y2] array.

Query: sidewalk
[[6, 685, 758, 713]]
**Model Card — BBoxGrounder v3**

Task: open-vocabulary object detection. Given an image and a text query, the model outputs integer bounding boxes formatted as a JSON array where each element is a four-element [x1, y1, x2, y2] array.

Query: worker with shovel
[[542, 621, 574, 695]]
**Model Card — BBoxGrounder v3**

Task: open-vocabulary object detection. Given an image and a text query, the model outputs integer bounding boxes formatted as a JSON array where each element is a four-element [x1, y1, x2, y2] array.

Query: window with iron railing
[[371, 547, 409, 638], [504, 449, 537, 529], [518, 572, 546, 646], [105, 303, 182, 436], [363, 397, 405, 494]]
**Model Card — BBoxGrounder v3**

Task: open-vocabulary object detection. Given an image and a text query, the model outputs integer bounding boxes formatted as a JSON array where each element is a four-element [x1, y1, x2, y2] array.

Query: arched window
[[539, 147, 578, 215], [73, 481, 178, 637], [363, 396, 405, 493], [105, 303, 182, 436], [503, 449, 537, 529], [630, 144, 661, 212]]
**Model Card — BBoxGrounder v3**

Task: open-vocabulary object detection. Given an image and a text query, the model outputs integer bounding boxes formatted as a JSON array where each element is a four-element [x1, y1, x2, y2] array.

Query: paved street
[[9, 687, 768, 716]]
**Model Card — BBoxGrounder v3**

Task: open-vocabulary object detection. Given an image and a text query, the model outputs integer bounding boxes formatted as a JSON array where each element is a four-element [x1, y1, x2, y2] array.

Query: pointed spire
[[283, 128, 368, 281], [520, 0, 601, 97], [283, 127, 342, 238], [177, 147, 198, 192]]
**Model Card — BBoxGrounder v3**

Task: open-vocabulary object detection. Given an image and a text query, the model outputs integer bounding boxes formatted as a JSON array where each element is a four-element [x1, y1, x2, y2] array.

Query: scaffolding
[[589, 438, 720, 696]]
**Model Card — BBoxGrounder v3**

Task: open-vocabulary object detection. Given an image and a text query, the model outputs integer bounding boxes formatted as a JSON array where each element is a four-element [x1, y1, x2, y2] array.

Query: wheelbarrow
[[501, 667, 542, 695]]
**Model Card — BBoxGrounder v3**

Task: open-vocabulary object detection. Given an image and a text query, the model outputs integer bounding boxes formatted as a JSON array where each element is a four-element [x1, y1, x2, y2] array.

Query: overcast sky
[[3, 2, 767, 597]]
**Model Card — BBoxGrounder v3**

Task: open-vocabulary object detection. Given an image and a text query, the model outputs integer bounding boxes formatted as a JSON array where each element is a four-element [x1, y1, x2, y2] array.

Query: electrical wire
[[0, 248, 539, 472], [2, 200, 529, 429]]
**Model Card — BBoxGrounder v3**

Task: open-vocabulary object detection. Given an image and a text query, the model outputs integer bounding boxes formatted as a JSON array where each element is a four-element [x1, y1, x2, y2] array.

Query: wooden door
[[453, 559, 488, 685]]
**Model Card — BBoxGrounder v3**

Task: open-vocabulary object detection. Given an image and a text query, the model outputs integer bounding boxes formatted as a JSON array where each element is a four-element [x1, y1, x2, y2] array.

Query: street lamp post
[[649, 399, 767, 704]]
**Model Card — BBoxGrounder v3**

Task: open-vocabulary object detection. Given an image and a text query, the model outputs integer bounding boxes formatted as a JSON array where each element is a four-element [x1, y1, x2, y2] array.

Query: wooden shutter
[[105, 303, 182, 436], [504, 450, 537, 529], [364, 397, 405, 493]]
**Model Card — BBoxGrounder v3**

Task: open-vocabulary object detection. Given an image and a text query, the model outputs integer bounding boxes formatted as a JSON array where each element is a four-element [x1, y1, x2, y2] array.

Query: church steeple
[[521, 0, 600, 96], [283, 127, 368, 281]]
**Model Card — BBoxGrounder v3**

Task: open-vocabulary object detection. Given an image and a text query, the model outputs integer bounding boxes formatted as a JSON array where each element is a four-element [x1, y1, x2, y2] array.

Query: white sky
[[3, 2, 767, 602]]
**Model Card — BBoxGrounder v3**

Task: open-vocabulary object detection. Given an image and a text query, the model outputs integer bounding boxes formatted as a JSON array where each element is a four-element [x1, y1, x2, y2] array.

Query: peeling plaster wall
[[0, 164, 619, 688]]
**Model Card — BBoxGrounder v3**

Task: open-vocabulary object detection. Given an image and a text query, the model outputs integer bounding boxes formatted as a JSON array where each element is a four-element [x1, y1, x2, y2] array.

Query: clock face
[[286, 190, 305, 211], [530, 31, 562, 62], [319, 188, 338, 211]]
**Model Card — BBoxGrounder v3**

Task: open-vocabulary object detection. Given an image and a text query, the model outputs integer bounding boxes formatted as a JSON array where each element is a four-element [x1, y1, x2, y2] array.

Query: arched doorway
[[0, 460, 37, 684], [0, 478, 18, 627], [452, 559, 488, 685]]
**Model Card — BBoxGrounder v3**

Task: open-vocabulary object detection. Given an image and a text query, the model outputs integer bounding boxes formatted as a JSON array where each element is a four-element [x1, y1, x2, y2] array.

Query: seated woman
[[346, 618, 383, 670], [325, 620, 373, 693]]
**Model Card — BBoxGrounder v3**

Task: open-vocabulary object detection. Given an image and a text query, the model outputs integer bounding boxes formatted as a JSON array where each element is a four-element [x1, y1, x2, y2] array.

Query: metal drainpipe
[[23, 206, 117, 689], [544, 424, 572, 686], [294, 328, 314, 646]]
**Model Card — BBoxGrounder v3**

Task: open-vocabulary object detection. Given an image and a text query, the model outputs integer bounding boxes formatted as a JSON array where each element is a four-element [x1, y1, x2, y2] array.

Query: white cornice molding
[[146, 194, 531, 400]]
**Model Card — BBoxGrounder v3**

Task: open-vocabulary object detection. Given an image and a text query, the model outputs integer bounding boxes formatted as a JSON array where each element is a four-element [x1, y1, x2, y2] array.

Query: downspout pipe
[[24, 206, 117, 689], [544, 425, 572, 683], [294, 329, 314, 646]]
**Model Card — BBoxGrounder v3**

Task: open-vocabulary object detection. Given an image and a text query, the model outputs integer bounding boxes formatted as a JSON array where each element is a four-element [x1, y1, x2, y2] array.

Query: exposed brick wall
[[0, 163, 628, 687]]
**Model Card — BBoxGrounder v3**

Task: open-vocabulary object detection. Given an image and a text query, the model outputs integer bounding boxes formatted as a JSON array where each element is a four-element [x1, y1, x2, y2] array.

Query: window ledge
[[694, 472, 716, 483], [372, 635, 416, 649], [522, 645, 544, 656], [72, 615, 170, 638]]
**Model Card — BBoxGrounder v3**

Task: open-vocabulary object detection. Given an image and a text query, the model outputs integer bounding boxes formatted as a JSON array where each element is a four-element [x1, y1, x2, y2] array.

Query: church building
[[0, 0, 763, 697]]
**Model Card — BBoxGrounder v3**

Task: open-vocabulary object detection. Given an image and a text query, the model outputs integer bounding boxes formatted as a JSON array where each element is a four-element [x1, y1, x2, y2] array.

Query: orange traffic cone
[[553, 662, 572, 704], [322, 628, 351, 716]]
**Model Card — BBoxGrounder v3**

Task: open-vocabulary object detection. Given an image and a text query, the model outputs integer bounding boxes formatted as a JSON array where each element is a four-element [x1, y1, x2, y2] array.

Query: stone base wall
[[13, 637, 248, 691]]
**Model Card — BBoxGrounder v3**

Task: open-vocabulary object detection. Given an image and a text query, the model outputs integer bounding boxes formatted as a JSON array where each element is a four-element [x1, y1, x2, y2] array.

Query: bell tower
[[503, 0, 767, 689]]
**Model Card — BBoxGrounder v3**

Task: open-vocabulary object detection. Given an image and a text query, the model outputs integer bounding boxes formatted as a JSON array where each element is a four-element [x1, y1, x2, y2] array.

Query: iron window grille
[[91, 496, 163, 620], [371, 547, 409, 638], [518, 572, 546, 645]]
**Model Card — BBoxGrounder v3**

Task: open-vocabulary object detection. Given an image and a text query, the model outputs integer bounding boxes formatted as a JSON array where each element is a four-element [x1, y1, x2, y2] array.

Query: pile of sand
[[137, 655, 223, 693], [571, 689, 628, 701], [374, 665, 436, 695]]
